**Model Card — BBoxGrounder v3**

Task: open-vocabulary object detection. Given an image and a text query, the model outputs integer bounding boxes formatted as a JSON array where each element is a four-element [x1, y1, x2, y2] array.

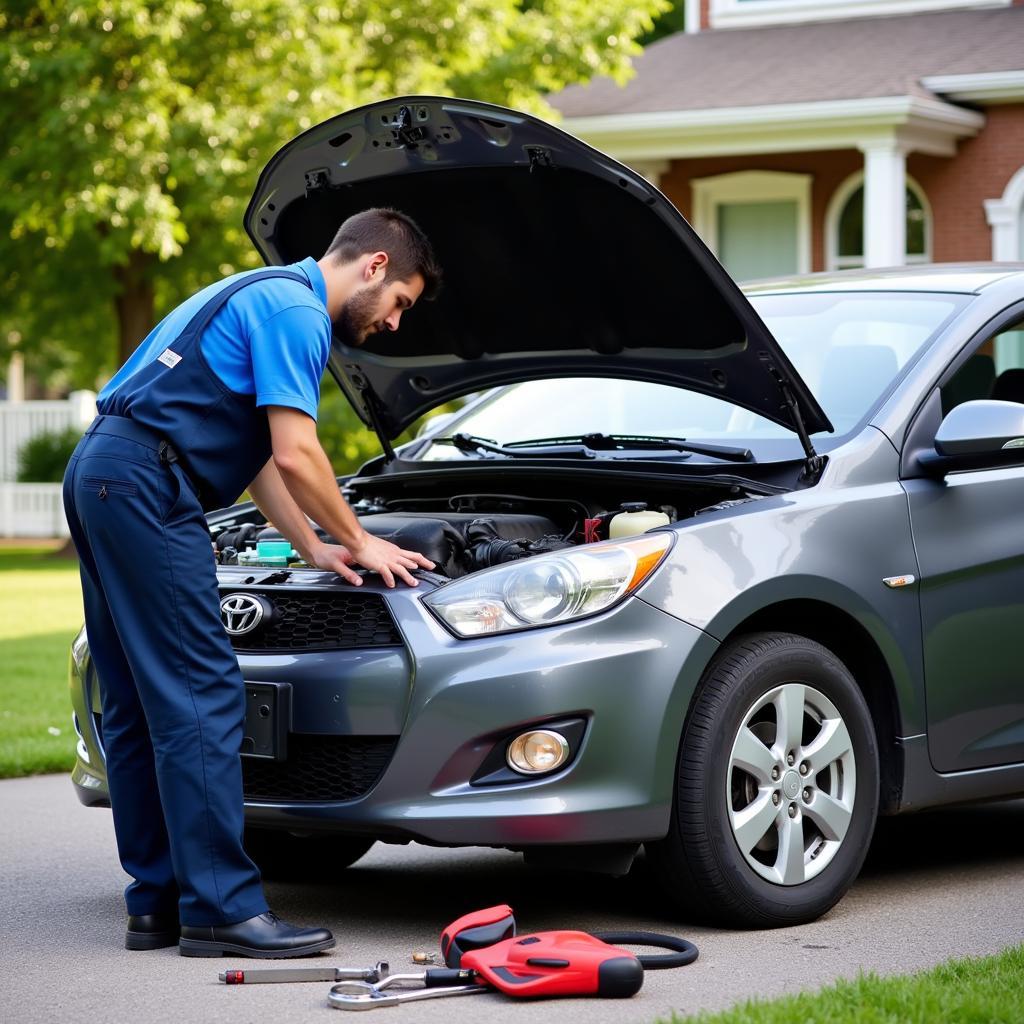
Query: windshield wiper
[[433, 433, 597, 459], [503, 433, 754, 463]]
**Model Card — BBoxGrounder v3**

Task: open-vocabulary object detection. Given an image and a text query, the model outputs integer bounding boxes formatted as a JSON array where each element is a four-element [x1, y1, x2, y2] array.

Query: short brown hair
[[324, 208, 442, 299]]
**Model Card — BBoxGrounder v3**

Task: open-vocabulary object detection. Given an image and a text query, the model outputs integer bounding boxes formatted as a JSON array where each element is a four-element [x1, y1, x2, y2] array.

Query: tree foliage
[[0, 0, 668, 396], [15, 426, 81, 482]]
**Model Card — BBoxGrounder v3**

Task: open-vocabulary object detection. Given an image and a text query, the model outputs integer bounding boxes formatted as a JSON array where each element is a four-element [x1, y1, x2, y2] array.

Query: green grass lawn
[[666, 943, 1024, 1024], [0, 545, 83, 778]]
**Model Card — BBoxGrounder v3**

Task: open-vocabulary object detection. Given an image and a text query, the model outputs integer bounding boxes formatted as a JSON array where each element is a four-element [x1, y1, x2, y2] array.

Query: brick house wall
[[911, 104, 1024, 262], [660, 150, 862, 271], [658, 103, 1024, 270]]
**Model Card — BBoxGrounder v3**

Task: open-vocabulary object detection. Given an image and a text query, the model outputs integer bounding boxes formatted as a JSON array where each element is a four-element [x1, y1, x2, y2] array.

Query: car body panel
[[244, 95, 830, 439], [637, 427, 926, 736], [211, 594, 716, 846], [907, 467, 1024, 772], [745, 264, 1024, 296], [239, 649, 411, 736]]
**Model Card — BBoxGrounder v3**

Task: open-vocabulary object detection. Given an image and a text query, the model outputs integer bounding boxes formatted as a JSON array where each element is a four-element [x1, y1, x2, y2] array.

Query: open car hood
[[245, 97, 831, 442]]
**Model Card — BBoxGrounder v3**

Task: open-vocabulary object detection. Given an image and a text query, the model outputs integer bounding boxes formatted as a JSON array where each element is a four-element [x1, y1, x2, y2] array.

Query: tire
[[244, 828, 375, 881], [647, 631, 879, 928]]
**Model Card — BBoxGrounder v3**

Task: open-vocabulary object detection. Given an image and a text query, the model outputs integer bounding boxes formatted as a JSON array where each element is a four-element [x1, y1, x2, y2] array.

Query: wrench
[[328, 970, 488, 1010]]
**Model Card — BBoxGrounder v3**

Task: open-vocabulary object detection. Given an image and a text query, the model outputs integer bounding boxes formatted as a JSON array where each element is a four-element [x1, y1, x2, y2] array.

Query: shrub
[[16, 427, 82, 483]]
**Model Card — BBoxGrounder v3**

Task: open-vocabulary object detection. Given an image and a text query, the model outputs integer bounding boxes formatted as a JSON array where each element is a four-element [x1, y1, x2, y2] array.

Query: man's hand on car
[[310, 536, 434, 587]]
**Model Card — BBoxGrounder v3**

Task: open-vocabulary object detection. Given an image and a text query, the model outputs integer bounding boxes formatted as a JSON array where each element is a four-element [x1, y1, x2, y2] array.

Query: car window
[[416, 292, 963, 461], [750, 292, 962, 435], [941, 318, 1024, 415]]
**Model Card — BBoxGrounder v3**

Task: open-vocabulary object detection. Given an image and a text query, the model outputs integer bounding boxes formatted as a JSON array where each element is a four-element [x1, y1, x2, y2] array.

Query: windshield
[[415, 291, 965, 461]]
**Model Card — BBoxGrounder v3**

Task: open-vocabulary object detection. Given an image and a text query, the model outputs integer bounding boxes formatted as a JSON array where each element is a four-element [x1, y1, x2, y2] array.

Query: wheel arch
[[718, 600, 904, 814]]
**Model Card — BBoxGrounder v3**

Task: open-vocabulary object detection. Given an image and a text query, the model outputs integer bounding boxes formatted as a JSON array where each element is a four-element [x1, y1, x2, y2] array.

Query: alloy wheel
[[726, 682, 856, 885]]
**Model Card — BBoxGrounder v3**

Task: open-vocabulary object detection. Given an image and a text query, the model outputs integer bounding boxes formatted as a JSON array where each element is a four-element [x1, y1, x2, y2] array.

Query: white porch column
[[985, 167, 1024, 261], [627, 160, 670, 188], [860, 141, 907, 268]]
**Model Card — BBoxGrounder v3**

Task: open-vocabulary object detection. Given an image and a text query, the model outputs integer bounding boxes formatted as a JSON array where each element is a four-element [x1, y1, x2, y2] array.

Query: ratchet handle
[[424, 968, 477, 988]]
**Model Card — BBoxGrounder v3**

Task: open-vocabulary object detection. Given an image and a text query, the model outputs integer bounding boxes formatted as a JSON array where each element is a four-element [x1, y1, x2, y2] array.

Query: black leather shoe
[[126, 913, 180, 951], [179, 911, 335, 958]]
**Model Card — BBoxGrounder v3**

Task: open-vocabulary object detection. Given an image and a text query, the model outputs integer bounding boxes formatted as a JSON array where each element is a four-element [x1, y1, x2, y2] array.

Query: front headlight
[[424, 532, 673, 638]]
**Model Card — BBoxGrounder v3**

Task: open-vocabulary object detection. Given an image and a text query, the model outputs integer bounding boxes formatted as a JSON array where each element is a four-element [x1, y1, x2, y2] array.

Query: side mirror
[[919, 400, 1024, 476]]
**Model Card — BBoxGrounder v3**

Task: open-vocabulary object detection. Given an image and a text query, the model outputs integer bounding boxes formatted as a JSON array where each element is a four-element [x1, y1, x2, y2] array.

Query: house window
[[826, 172, 931, 271], [708, 0, 1011, 30], [692, 170, 812, 282]]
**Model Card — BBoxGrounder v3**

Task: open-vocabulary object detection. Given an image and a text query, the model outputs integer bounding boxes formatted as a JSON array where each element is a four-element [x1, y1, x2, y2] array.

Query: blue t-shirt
[[99, 257, 331, 421]]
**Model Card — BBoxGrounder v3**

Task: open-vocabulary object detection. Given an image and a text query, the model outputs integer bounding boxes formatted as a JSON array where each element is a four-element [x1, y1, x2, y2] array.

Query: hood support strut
[[331, 362, 398, 463], [767, 364, 825, 483]]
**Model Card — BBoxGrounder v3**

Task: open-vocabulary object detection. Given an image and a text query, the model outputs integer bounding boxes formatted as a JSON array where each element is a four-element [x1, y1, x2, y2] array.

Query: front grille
[[242, 734, 398, 803], [223, 590, 402, 652]]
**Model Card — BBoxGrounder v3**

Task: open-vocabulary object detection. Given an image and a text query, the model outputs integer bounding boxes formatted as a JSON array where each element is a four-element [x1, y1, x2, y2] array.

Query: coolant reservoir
[[608, 502, 670, 538]]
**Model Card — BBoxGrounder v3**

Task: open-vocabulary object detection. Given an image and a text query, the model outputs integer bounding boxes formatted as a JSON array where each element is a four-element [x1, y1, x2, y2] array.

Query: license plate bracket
[[241, 681, 291, 761]]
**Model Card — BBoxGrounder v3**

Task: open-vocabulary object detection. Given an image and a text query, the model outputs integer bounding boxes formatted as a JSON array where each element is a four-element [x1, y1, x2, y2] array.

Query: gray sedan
[[69, 97, 1024, 928]]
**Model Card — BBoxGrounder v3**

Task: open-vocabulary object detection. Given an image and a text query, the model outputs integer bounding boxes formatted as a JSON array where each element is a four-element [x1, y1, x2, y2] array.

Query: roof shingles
[[552, 8, 1024, 116]]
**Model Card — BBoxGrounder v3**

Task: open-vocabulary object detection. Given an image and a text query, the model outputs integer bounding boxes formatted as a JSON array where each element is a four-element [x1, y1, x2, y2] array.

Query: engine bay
[[211, 476, 761, 579]]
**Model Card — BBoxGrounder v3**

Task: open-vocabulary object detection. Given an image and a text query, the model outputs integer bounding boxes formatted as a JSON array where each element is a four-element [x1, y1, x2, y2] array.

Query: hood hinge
[[766, 364, 826, 484], [526, 146, 555, 172], [340, 365, 398, 464], [391, 105, 428, 148], [304, 167, 330, 195]]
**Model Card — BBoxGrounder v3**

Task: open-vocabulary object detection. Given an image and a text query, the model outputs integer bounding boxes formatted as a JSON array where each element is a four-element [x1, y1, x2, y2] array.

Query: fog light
[[506, 730, 570, 775]]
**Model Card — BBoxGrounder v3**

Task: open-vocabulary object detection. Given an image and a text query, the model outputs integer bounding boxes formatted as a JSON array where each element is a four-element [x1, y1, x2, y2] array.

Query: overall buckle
[[158, 440, 179, 465]]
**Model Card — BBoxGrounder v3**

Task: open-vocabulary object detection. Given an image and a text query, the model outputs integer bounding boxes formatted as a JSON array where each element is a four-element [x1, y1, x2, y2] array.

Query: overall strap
[[174, 269, 311, 348]]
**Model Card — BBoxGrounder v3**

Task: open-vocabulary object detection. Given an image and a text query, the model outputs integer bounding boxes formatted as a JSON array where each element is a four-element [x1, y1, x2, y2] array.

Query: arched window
[[826, 172, 931, 270]]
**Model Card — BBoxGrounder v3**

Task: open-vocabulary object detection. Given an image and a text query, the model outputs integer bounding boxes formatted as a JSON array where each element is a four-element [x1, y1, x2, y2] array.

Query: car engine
[[211, 491, 693, 578]]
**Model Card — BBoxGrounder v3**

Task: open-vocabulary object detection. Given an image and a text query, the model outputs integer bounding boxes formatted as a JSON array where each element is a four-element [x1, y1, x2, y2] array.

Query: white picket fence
[[0, 391, 96, 538]]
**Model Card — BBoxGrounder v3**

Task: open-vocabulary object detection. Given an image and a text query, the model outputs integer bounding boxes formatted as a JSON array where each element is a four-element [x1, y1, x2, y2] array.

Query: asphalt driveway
[[2, 774, 1022, 1024]]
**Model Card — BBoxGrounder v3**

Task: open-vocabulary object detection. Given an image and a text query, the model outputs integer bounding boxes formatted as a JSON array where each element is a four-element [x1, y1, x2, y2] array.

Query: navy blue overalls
[[63, 270, 309, 926]]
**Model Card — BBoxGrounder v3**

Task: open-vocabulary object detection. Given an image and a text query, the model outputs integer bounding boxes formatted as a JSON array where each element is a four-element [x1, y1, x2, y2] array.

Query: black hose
[[590, 931, 699, 969]]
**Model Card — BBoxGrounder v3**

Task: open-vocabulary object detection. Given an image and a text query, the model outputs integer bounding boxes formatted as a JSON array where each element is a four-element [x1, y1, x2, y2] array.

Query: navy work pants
[[62, 417, 267, 926]]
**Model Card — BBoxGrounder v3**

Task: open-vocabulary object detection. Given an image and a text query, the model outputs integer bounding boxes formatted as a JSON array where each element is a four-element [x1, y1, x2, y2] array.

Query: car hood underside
[[244, 96, 831, 441]]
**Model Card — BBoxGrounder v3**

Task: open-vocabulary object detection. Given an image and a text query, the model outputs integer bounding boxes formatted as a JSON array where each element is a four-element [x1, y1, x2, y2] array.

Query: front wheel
[[647, 632, 879, 927]]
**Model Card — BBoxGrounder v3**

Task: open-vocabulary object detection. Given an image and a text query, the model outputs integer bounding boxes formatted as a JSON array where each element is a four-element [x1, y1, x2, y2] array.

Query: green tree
[[0, 0, 668, 396], [641, 1, 687, 45]]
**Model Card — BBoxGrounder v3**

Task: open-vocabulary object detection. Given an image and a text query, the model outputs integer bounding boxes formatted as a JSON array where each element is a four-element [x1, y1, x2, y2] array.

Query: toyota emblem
[[220, 593, 267, 636]]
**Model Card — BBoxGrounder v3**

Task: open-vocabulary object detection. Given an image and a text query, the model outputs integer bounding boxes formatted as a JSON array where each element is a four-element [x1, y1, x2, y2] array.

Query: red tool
[[217, 903, 698, 1009], [440, 904, 516, 966], [327, 908, 697, 1008], [459, 930, 645, 998]]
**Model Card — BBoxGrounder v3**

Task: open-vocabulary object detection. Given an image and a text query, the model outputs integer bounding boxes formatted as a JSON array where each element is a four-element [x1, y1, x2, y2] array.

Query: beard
[[337, 279, 387, 346]]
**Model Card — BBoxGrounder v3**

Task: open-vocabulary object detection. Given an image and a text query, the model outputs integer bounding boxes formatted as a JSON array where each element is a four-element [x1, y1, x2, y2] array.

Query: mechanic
[[61, 208, 441, 958]]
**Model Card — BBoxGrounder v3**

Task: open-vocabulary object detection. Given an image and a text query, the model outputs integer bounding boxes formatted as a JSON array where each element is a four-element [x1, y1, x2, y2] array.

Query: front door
[[906, 315, 1024, 772], [717, 201, 799, 282]]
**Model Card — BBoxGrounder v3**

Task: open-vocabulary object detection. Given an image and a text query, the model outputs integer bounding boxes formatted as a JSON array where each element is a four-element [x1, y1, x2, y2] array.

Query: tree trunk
[[113, 250, 156, 367]]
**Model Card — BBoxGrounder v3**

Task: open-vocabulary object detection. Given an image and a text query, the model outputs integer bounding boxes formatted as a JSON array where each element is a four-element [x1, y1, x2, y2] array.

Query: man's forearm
[[272, 440, 368, 552], [265, 406, 432, 587], [247, 458, 325, 563]]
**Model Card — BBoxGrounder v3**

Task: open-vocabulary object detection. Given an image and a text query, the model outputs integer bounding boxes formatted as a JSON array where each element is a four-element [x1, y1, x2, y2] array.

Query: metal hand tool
[[328, 969, 487, 1010], [219, 961, 389, 985]]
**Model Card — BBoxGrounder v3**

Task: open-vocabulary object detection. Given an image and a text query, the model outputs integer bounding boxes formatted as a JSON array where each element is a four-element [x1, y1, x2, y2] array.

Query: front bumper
[[70, 578, 717, 848]]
